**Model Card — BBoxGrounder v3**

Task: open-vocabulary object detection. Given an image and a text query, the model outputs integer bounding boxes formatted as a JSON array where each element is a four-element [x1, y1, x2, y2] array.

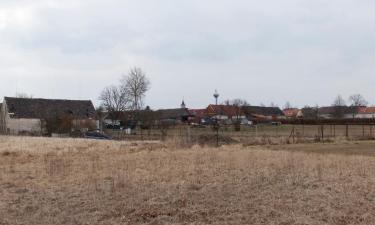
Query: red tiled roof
[[358, 107, 375, 114], [188, 109, 207, 118], [206, 104, 244, 118]]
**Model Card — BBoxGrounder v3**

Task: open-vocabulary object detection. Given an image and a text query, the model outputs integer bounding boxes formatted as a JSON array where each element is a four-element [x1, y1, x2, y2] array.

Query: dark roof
[[318, 106, 359, 115], [301, 107, 318, 119], [242, 106, 284, 117], [156, 108, 190, 120], [188, 109, 207, 118], [4, 97, 96, 119], [108, 109, 155, 120]]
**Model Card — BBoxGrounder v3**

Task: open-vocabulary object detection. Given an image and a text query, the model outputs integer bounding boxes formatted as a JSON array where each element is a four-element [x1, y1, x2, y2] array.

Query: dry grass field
[[0, 136, 374, 225]]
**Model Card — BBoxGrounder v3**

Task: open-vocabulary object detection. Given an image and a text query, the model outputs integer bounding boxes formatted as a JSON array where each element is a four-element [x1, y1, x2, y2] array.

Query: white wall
[[7, 118, 42, 135], [356, 114, 375, 119]]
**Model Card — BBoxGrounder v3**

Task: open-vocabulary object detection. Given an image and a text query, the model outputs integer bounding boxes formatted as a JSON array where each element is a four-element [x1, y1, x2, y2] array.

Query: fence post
[[370, 125, 373, 138], [289, 126, 295, 144], [187, 126, 191, 145], [321, 125, 324, 143]]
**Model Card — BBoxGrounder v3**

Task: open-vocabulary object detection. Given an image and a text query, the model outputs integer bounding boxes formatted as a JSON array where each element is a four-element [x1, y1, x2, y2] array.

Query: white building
[[0, 97, 97, 135]]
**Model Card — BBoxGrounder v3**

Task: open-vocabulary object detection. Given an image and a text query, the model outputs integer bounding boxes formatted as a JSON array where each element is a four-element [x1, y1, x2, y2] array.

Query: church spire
[[181, 99, 186, 109]]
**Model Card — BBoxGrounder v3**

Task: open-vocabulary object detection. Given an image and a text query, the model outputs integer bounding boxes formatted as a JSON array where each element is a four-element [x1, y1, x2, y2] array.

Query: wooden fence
[[105, 123, 375, 143]]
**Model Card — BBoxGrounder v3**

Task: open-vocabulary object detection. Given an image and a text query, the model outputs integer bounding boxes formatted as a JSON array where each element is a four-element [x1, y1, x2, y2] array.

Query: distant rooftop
[[4, 97, 96, 119]]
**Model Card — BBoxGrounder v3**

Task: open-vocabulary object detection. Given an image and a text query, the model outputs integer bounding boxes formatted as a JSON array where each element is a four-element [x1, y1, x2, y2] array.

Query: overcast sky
[[1, 0, 375, 109]]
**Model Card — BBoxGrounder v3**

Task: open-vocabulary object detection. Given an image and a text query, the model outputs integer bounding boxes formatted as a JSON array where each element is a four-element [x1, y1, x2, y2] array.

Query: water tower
[[213, 90, 219, 105]]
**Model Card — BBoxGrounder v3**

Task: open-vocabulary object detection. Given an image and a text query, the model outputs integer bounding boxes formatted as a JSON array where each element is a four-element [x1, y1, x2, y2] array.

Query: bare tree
[[45, 112, 73, 135], [223, 99, 250, 107], [100, 85, 129, 112], [121, 67, 151, 111], [269, 102, 277, 107], [15, 92, 33, 98], [99, 85, 129, 127], [331, 95, 347, 119], [284, 101, 292, 109], [301, 106, 319, 120], [349, 94, 368, 107], [332, 95, 346, 106], [224, 99, 249, 131]]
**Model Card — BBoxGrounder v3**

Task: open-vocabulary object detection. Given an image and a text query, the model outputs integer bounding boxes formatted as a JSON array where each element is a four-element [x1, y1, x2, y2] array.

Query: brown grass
[[0, 136, 374, 225]]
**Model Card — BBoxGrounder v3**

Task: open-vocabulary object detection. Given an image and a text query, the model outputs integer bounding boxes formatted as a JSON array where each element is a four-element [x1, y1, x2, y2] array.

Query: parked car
[[201, 118, 215, 126], [105, 124, 122, 130], [190, 123, 206, 128], [84, 132, 111, 140]]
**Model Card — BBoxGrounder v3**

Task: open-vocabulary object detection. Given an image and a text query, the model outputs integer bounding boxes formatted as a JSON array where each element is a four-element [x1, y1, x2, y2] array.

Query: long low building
[[0, 97, 98, 135]]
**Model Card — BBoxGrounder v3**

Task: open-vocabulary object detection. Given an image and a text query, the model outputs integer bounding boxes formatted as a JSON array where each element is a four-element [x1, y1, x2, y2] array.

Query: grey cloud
[[1, 0, 375, 108]]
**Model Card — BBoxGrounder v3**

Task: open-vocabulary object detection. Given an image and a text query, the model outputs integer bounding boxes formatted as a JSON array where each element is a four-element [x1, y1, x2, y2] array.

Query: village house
[[206, 104, 246, 124], [317, 106, 359, 119], [356, 107, 375, 119], [155, 108, 190, 124], [151, 100, 191, 125], [0, 97, 97, 135], [283, 108, 301, 119], [298, 107, 319, 119], [103, 111, 142, 129], [188, 109, 208, 124], [103, 101, 192, 130]]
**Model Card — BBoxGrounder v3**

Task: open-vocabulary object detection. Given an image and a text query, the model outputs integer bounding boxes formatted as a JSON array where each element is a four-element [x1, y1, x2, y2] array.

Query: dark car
[[84, 132, 111, 140], [201, 118, 216, 126], [105, 124, 122, 130]]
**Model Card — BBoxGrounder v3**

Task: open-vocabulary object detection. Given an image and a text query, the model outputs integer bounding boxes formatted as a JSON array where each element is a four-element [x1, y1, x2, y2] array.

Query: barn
[[0, 97, 97, 135]]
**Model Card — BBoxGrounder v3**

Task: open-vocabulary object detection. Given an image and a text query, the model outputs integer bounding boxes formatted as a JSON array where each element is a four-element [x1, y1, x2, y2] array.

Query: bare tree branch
[[121, 67, 151, 111], [15, 92, 33, 99], [332, 95, 346, 106], [99, 85, 130, 121], [349, 94, 368, 107], [284, 101, 292, 109]]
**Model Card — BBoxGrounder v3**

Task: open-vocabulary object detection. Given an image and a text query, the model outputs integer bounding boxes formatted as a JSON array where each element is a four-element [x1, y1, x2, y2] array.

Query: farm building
[[206, 104, 246, 121], [283, 108, 301, 119], [155, 108, 190, 124], [103, 107, 156, 129], [356, 107, 375, 119], [0, 97, 97, 135], [188, 109, 208, 124], [317, 106, 359, 119], [299, 107, 319, 119]]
